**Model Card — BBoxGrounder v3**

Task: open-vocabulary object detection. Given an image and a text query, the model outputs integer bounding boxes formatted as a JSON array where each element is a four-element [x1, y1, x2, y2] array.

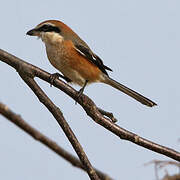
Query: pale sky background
[[0, 0, 180, 179]]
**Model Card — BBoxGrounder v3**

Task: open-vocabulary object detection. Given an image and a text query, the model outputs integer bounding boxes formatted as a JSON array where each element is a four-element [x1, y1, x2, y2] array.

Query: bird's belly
[[62, 68, 86, 86]]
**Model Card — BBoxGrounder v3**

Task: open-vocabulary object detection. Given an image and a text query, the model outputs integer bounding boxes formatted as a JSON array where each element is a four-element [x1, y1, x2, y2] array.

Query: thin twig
[[145, 160, 180, 169], [145, 160, 180, 180], [0, 102, 112, 180], [0, 48, 180, 162], [97, 108, 117, 123]]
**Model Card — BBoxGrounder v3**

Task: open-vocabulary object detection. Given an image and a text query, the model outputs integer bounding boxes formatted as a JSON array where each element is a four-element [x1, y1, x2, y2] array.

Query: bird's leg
[[49, 72, 72, 86], [78, 80, 88, 96], [75, 80, 88, 104]]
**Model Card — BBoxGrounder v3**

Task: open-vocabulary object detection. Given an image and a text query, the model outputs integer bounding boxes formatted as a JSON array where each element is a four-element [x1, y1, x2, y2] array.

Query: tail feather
[[103, 76, 157, 107]]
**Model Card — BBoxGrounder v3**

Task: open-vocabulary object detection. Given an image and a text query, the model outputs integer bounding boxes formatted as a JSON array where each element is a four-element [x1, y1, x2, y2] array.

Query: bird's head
[[26, 20, 78, 44]]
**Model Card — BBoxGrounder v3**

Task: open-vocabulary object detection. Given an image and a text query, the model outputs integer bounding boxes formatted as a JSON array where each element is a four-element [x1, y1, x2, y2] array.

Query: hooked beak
[[26, 28, 39, 36]]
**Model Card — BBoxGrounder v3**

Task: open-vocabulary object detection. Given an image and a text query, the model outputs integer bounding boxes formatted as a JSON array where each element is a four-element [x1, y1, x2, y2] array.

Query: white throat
[[40, 32, 64, 45]]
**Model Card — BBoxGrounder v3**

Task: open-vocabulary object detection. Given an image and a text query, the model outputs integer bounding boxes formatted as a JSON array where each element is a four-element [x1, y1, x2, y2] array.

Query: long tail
[[102, 75, 157, 107]]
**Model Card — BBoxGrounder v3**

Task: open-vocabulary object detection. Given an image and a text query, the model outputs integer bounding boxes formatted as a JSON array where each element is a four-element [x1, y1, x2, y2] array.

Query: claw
[[49, 73, 72, 87]]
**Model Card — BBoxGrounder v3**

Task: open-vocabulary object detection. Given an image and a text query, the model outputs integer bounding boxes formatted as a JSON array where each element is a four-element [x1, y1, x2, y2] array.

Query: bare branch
[[20, 77, 100, 179], [0, 48, 180, 162], [0, 102, 112, 180]]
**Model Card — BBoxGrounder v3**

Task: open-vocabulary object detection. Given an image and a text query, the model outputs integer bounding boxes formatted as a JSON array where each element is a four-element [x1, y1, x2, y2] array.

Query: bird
[[26, 20, 157, 107]]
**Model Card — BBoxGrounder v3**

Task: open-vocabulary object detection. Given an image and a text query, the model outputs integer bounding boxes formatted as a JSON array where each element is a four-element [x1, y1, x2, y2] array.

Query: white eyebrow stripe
[[36, 22, 56, 29], [43, 23, 55, 26]]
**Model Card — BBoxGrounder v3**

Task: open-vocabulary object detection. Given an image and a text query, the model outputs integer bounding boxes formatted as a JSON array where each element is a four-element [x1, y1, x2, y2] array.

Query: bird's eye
[[38, 25, 49, 32], [37, 24, 61, 33]]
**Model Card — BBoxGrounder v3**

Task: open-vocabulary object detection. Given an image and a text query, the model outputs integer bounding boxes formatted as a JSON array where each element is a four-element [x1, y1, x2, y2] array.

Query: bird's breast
[[45, 40, 103, 86], [45, 42, 85, 86], [45, 42, 67, 70]]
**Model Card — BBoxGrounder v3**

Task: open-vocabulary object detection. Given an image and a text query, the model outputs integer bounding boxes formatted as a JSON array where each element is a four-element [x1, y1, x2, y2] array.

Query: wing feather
[[74, 44, 112, 75]]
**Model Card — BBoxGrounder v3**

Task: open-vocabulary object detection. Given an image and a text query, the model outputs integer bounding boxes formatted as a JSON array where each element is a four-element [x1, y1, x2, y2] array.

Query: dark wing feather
[[75, 44, 112, 75]]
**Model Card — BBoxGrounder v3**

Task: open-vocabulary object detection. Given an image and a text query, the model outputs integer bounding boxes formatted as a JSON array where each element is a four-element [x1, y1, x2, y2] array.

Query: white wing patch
[[75, 47, 86, 56], [75, 46, 97, 60]]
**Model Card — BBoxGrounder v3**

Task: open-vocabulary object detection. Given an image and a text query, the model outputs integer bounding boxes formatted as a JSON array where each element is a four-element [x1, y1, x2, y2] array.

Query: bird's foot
[[49, 73, 71, 87]]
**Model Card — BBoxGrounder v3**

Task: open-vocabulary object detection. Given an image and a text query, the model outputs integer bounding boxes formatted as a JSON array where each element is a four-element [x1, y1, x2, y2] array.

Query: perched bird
[[27, 20, 157, 107]]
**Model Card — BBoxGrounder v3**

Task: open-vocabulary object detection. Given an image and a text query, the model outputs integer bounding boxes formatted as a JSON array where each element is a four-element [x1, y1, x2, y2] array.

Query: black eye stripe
[[37, 24, 61, 33]]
